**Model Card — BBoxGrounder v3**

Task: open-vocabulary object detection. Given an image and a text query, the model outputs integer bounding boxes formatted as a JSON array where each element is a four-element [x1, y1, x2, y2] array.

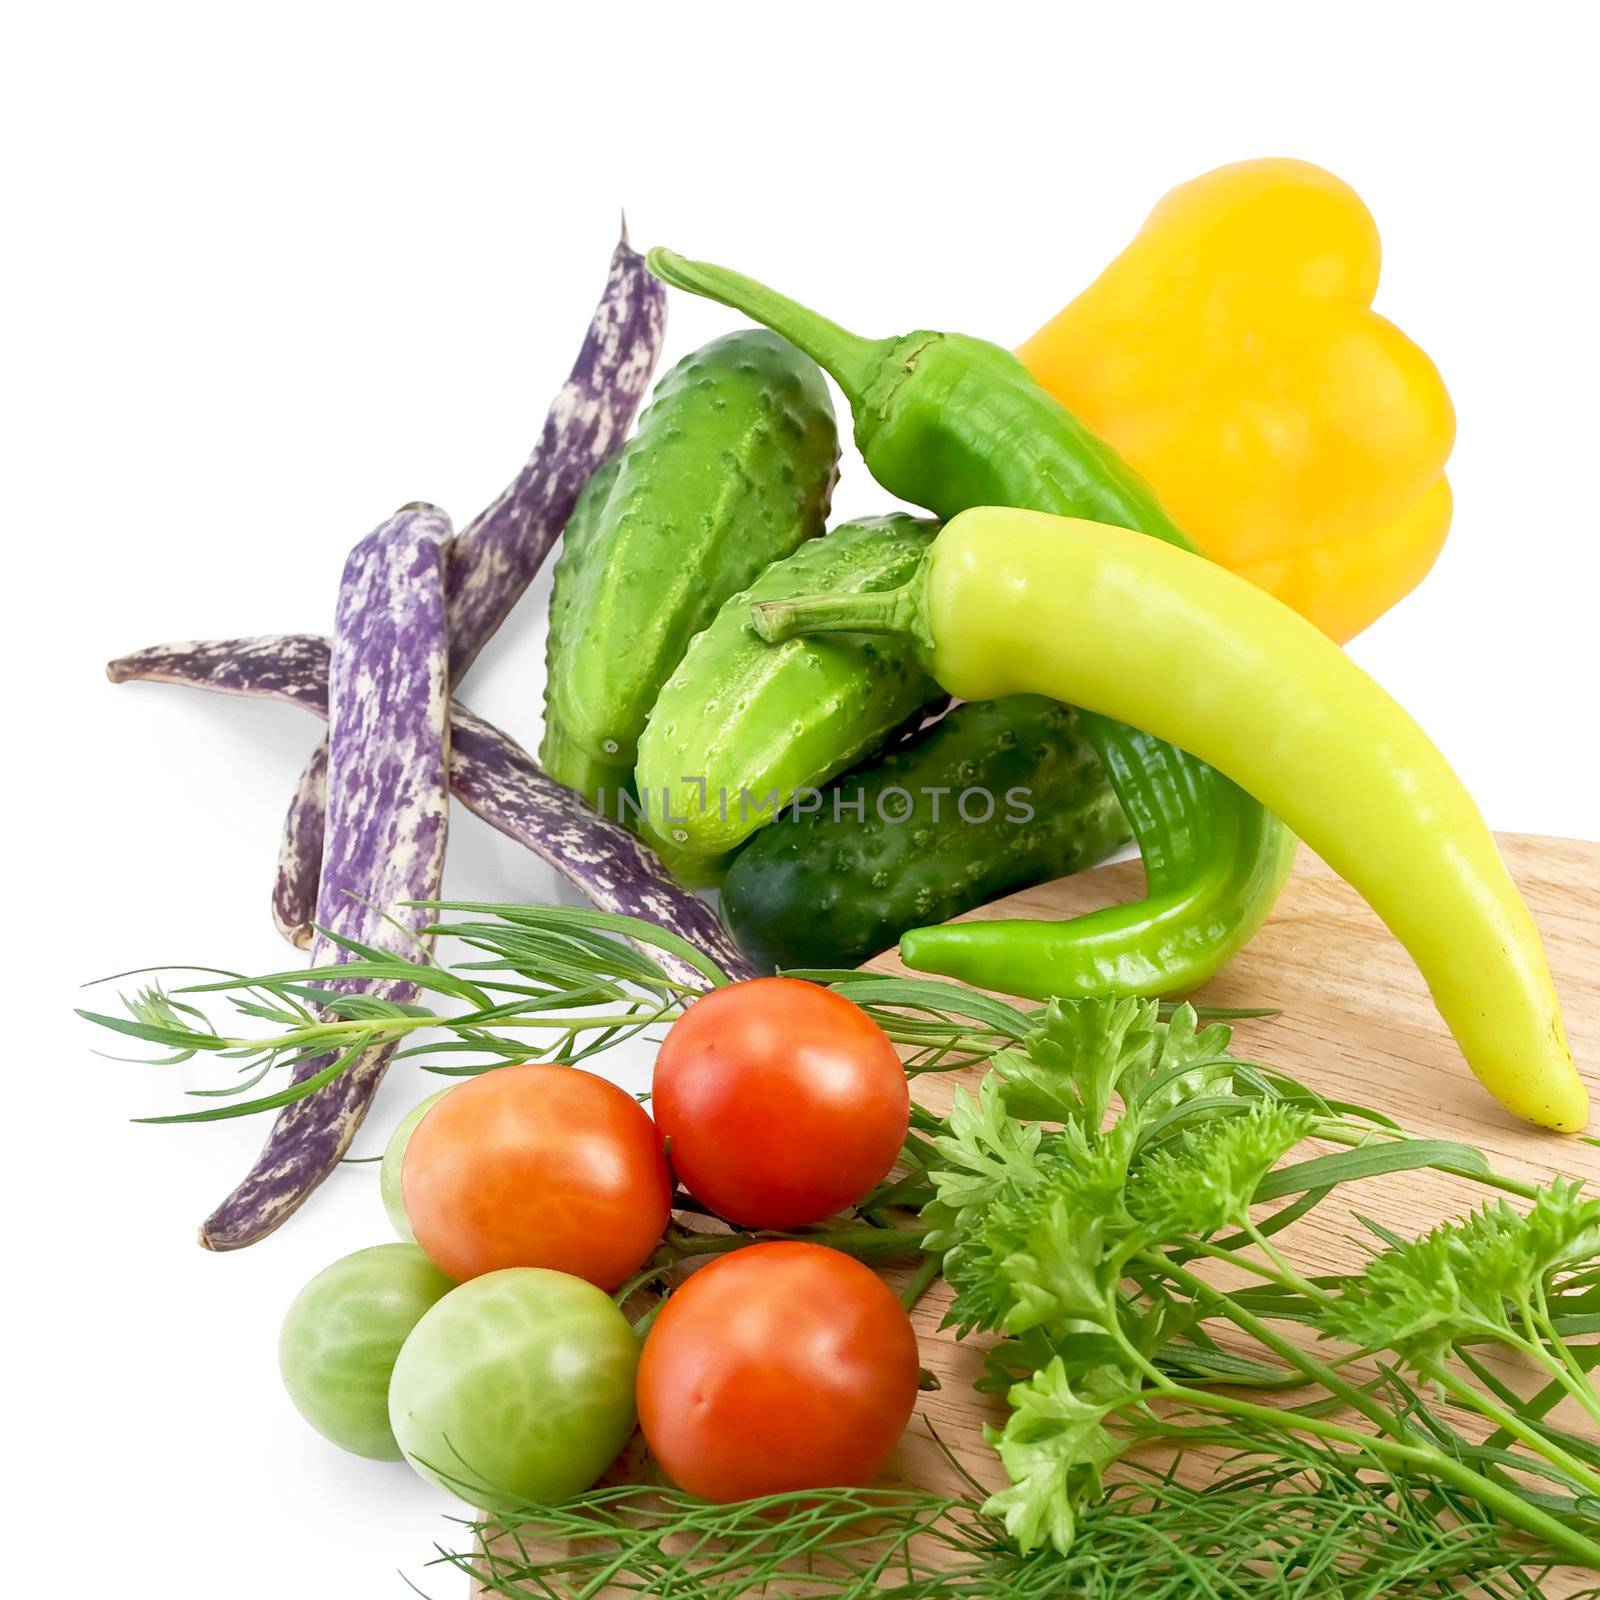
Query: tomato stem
[[899, 1254, 942, 1312], [614, 1216, 931, 1325], [629, 1296, 668, 1341]]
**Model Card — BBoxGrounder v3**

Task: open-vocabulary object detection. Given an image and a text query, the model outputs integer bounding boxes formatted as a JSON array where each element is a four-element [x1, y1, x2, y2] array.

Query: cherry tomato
[[652, 977, 909, 1229], [279, 1243, 454, 1460], [636, 1241, 920, 1501], [388, 1267, 639, 1510], [402, 1062, 671, 1288], [380, 1086, 451, 1241]]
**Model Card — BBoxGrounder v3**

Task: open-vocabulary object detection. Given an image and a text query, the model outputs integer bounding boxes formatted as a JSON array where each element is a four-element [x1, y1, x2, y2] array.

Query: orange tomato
[[402, 1062, 671, 1288]]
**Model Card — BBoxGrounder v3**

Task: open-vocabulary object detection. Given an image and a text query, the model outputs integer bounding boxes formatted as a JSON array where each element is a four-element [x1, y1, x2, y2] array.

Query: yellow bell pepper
[[1018, 159, 1456, 642]]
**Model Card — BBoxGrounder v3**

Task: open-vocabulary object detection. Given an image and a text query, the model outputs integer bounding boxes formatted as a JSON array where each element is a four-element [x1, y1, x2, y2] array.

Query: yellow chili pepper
[[753, 507, 1585, 1134], [1018, 159, 1456, 642]]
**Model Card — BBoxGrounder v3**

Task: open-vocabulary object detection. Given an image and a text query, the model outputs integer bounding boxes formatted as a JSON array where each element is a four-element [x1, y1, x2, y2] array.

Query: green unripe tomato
[[279, 1243, 454, 1460], [380, 1086, 453, 1240], [388, 1267, 639, 1510]]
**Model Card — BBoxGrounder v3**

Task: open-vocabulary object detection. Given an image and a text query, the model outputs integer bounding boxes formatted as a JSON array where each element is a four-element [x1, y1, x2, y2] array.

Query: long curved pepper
[[752, 508, 1586, 1134], [647, 248, 1295, 999]]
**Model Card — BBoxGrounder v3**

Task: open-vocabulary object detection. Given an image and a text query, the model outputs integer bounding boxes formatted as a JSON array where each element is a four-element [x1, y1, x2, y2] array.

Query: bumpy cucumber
[[720, 696, 1131, 972], [541, 458, 635, 811], [542, 615, 728, 887], [541, 711, 730, 887], [539, 710, 633, 812], [541, 458, 619, 742], [543, 330, 837, 767], [634, 515, 942, 858]]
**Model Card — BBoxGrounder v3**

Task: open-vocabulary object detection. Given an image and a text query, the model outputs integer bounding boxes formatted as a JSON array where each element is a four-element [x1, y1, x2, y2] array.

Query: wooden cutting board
[[480, 833, 1600, 1596]]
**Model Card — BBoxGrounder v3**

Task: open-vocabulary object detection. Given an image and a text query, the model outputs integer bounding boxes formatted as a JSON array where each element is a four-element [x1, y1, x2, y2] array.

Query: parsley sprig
[[914, 996, 1600, 1566]]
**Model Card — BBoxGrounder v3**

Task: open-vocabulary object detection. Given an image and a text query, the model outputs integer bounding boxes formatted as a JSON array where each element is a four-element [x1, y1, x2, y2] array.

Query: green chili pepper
[[751, 507, 1586, 1133], [646, 249, 1294, 997]]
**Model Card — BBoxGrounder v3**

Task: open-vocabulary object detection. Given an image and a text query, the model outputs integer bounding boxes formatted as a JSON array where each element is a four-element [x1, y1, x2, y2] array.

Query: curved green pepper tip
[[644, 247, 889, 403]]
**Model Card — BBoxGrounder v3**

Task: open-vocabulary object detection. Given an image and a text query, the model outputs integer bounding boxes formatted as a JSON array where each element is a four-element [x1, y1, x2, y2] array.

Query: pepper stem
[[751, 582, 922, 646], [647, 248, 892, 404]]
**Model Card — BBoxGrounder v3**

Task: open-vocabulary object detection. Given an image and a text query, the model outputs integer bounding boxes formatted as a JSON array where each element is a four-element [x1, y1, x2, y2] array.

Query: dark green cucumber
[[720, 696, 1131, 972], [543, 330, 837, 767], [634, 515, 942, 859]]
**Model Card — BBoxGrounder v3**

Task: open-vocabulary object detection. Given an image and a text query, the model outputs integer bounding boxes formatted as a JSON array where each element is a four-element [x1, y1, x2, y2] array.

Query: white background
[[8, 3, 1599, 1594]]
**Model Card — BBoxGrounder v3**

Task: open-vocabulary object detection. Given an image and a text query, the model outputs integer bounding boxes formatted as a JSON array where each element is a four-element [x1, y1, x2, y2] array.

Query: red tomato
[[402, 1062, 670, 1288], [636, 1242, 920, 1500], [652, 977, 909, 1229]]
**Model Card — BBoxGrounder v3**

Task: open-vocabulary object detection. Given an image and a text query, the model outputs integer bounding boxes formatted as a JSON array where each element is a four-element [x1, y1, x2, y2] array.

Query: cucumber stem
[[647, 248, 892, 403], [751, 583, 922, 646]]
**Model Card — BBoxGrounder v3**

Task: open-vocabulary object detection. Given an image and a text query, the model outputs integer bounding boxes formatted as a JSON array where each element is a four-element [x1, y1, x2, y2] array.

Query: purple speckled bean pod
[[110, 633, 335, 711], [443, 232, 667, 676], [108, 640, 755, 987], [271, 234, 667, 947], [271, 738, 327, 938], [443, 703, 755, 980], [200, 505, 453, 1248]]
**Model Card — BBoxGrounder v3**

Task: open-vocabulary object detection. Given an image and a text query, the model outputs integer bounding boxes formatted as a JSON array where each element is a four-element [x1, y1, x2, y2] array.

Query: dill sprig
[[74, 912, 1032, 1125], [430, 1434, 1596, 1598]]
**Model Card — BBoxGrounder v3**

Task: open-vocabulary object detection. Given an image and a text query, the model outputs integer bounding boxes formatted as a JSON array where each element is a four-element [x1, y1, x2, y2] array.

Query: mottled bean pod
[[205, 504, 453, 1247], [272, 234, 667, 944]]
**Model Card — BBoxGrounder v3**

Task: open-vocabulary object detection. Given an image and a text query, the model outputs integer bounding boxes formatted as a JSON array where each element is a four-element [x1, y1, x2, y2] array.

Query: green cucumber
[[541, 458, 634, 806], [646, 835, 733, 892], [541, 711, 727, 889], [541, 703, 727, 892], [541, 457, 620, 785], [543, 330, 837, 767], [634, 515, 942, 858], [720, 696, 1131, 972], [539, 710, 633, 814]]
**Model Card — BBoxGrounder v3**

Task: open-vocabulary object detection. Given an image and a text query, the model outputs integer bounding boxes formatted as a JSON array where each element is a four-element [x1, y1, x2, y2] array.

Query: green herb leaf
[[999, 995, 1158, 1126], [982, 1359, 1127, 1554], [1128, 1102, 1315, 1238]]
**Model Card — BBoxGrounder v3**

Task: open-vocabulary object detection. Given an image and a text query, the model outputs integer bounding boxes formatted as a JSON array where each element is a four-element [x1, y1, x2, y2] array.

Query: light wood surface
[[481, 833, 1600, 1596]]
